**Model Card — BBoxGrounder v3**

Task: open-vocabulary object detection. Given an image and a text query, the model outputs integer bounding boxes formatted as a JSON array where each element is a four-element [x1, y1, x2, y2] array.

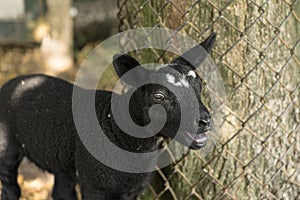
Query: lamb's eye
[[153, 93, 165, 102]]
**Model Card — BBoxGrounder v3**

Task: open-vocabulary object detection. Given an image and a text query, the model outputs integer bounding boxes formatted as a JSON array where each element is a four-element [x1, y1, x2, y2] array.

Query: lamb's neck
[[110, 116, 158, 152], [100, 103, 158, 153]]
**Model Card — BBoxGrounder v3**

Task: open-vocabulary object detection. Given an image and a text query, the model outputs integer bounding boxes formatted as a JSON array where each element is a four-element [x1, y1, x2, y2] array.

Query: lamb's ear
[[199, 32, 217, 53], [172, 32, 217, 69], [113, 54, 149, 85]]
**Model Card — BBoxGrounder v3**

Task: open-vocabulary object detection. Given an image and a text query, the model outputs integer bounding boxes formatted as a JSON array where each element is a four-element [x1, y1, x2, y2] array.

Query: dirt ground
[[0, 158, 82, 200], [18, 159, 54, 200]]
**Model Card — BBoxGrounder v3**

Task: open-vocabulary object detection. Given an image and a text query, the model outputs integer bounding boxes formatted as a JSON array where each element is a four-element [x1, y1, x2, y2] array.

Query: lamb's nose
[[197, 115, 211, 129]]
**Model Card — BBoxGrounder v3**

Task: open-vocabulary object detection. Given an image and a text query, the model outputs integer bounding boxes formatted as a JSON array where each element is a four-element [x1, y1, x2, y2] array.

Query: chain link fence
[[117, 0, 300, 199]]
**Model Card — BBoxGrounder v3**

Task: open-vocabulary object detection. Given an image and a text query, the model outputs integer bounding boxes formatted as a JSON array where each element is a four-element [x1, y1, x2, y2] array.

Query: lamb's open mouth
[[184, 131, 208, 149]]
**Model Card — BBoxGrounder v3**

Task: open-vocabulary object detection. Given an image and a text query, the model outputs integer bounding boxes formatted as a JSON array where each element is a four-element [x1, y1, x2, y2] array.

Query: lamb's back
[[0, 74, 110, 176]]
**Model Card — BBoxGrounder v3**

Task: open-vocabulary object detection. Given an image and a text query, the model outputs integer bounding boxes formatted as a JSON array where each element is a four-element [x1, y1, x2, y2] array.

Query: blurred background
[[0, 0, 299, 199]]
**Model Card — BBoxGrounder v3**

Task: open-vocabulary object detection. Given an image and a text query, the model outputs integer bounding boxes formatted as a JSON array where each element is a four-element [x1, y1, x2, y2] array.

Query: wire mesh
[[117, 0, 300, 199]]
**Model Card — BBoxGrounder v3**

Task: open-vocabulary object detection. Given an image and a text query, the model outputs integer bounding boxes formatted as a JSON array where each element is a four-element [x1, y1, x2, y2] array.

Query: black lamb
[[0, 33, 216, 200]]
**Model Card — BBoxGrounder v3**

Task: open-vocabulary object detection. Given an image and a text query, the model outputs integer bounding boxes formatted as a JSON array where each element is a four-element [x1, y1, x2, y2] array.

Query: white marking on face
[[166, 74, 178, 86], [179, 77, 189, 87], [166, 74, 190, 88], [187, 70, 197, 78]]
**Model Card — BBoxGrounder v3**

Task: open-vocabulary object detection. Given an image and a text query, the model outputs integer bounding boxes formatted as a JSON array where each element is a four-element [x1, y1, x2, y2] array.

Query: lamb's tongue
[[194, 133, 207, 144]]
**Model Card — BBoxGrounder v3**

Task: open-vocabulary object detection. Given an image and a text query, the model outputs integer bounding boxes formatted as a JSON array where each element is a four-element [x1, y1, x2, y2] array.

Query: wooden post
[[42, 0, 73, 74]]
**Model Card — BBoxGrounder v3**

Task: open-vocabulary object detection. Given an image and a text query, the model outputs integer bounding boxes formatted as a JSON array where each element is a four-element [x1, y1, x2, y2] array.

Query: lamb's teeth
[[195, 138, 206, 143], [194, 133, 207, 144]]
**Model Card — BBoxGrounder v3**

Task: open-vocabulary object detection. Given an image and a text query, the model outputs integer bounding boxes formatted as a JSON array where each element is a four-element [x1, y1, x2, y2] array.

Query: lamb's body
[[0, 33, 217, 200], [1, 75, 78, 175], [0, 74, 152, 199]]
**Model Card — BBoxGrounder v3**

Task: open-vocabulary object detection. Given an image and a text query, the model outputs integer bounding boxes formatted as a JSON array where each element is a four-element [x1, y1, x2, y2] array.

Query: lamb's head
[[113, 33, 216, 150]]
